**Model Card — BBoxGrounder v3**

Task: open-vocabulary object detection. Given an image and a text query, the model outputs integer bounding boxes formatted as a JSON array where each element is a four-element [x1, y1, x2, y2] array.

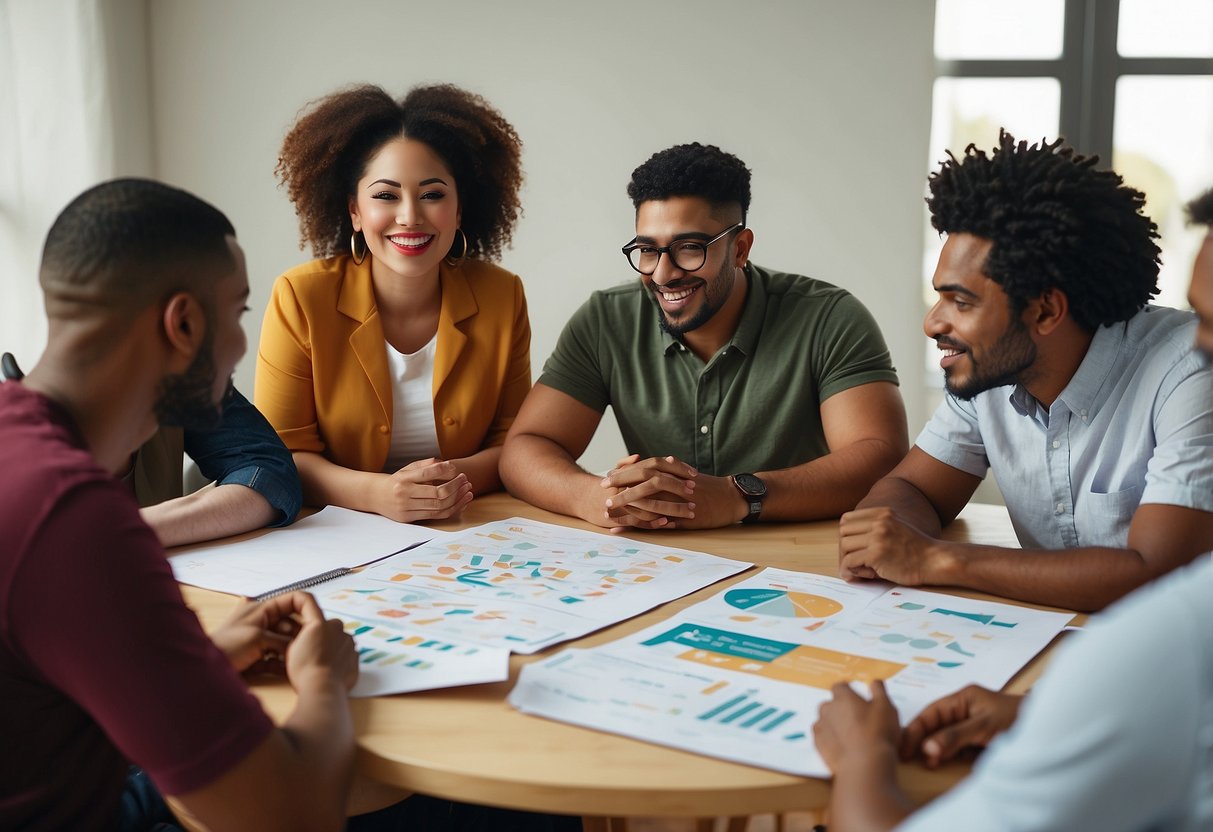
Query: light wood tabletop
[[180, 494, 1077, 820]]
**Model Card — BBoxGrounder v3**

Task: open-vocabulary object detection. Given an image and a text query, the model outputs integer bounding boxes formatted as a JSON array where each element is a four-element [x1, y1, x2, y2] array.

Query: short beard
[[653, 260, 737, 337], [945, 319, 1037, 401], [155, 330, 224, 430]]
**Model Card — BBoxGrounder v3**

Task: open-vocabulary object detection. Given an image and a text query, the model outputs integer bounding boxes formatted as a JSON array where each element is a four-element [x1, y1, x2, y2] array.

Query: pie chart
[[723, 588, 843, 618]]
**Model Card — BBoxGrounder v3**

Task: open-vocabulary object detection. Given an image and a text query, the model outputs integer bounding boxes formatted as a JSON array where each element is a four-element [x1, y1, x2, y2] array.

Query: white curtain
[[0, 0, 151, 371]]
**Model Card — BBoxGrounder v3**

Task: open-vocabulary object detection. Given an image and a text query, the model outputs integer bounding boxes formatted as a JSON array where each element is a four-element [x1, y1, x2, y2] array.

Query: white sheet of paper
[[167, 506, 442, 597], [340, 616, 510, 697], [314, 517, 752, 654], [510, 567, 1073, 778]]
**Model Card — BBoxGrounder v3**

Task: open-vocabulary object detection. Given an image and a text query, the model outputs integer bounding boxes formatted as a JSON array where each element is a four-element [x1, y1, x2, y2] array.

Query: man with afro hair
[[502, 142, 908, 529], [812, 186, 1213, 832], [839, 131, 1213, 612]]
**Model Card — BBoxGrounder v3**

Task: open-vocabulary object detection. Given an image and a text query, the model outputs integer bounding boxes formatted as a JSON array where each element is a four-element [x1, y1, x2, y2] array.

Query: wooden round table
[[181, 495, 1072, 822]]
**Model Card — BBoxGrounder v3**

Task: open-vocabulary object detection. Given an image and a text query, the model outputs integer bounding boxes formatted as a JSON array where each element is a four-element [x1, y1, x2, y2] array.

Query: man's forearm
[[855, 475, 947, 535], [758, 438, 905, 521], [928, 542, 1157, 611], [142, 483, 276, 548], [828, 747, 912, 832], [174, 682, 356, 830], [500, 433, 604, 521], [277, 680, 356, 825]]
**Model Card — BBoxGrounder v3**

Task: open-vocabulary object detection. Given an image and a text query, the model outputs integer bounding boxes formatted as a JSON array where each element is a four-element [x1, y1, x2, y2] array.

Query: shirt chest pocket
[[1084, 483, 1144, 517]]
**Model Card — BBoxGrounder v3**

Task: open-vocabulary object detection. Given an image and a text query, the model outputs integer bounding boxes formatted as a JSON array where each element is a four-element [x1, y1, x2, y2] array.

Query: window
[[926, 0, 1213, 374]]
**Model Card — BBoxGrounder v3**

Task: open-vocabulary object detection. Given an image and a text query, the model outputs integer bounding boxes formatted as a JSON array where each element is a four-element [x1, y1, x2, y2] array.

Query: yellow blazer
[[254, 255, 531, 472]]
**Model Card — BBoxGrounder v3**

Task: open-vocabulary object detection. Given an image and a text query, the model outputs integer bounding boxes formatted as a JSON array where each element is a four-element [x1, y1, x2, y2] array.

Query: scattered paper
[[340, 616, 510, 697], [510, 567, 1073, 777], [316, 517, 752, 654], [168, 506, 441, 597]]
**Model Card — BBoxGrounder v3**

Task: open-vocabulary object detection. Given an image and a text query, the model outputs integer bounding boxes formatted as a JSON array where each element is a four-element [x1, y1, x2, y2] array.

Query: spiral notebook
[[167, 506, 444, 599], [251, 565, 374, 603]]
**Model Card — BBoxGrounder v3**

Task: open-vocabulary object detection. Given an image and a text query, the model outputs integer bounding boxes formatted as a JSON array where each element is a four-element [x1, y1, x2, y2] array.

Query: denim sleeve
[[183, 387, 303, 527]]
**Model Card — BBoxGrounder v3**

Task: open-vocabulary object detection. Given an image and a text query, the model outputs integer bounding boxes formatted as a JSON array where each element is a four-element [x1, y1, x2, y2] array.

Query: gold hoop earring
[[445, 228, 469, 268], [350, 230, 368, 266]]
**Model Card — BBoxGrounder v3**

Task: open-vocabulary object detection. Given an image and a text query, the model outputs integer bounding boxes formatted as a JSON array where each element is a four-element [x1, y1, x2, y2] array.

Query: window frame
[[935, 0, 1213, 164]]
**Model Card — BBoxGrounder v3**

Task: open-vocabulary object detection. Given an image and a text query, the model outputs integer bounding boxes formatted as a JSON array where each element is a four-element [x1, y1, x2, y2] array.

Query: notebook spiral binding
[[253, 567, 352, 603]]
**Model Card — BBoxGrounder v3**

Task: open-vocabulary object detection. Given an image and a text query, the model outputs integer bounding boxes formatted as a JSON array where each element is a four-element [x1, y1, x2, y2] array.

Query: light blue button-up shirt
[[917, 305, 1213, 550], [897, 555, 1213, 832]]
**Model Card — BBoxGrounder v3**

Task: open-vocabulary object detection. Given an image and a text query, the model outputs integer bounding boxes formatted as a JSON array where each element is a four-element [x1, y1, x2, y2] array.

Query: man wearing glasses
[[501, 143, 907, 530]]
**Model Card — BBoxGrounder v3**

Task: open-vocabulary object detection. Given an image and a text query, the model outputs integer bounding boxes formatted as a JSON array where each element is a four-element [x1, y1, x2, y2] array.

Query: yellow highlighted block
[[786, 592, 843, 618], [678, 645, 904, 690]]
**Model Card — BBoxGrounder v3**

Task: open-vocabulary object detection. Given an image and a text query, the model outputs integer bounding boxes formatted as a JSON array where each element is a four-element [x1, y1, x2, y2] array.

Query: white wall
[[147, 0, 935, 472]]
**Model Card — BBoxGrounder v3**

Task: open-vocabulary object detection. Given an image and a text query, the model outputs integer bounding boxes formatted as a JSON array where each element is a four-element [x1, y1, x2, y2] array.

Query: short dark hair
[[627, 143, 752, 223], [927, 130, 1160, 330], [1186, 188, 1213, 226], [40, 178, 236, 317], [277, 83, 524, 262]]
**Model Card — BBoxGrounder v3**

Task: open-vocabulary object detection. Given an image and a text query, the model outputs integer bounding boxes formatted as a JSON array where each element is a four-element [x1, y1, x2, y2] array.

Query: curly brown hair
[[276, 83, 524, 262]]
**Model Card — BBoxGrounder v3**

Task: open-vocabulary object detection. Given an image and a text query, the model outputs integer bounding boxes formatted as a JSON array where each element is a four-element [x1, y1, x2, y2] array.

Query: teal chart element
[[641, 623, 797, 663], [696, 691, 804, 740], [723, 588, 843, 618], [896, 601, 1018, 628], [876, 633, 966, 667]]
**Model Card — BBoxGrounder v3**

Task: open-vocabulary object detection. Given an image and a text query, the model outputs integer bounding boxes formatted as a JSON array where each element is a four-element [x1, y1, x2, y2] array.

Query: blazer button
[[443, 417, 457, 426], [378, 425, 389, 434]]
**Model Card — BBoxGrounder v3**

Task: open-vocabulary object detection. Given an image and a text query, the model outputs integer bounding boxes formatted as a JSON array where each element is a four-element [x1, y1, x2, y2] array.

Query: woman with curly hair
[[256, 83, 530, 523]]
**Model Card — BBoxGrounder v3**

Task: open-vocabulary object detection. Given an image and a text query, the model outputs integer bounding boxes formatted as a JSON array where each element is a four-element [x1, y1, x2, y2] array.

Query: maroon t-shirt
[[0, 383, 273, 829]]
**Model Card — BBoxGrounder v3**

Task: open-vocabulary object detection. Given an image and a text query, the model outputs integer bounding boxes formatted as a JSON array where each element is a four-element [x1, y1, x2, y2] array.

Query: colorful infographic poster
[[510, 568, 1073, 777], [317, 518, 751, 657]]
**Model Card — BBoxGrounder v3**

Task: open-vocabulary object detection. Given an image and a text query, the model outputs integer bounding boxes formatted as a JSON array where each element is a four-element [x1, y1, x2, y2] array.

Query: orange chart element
[[677, 645, 905, 690]]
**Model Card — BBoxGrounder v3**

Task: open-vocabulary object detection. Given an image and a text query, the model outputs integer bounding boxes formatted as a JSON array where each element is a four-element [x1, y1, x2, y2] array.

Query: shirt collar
[[1006, 319, 1130, 418], [1055, 320, 1128, 417]]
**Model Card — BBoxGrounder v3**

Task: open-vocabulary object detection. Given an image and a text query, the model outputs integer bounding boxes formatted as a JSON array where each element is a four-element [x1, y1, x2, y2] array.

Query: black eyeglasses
[[621, 223, 744, 275]]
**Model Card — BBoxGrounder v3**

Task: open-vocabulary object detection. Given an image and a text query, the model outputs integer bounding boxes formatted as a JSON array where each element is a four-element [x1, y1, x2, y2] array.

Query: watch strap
[[732, 473, 766, 523]]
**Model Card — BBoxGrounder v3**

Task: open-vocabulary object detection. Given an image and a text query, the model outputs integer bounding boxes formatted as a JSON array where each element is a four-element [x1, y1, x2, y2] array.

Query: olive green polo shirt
[[539, 263, 898, 476]]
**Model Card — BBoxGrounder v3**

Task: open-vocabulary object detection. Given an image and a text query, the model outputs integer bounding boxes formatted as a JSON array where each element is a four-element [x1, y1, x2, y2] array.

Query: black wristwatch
[[731, 473, 767, 523]]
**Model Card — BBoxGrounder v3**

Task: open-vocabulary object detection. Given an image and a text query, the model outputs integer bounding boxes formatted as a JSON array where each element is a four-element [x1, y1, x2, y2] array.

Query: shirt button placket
[[1047, 414, 1077, 546], [695, 372, 715, 472]]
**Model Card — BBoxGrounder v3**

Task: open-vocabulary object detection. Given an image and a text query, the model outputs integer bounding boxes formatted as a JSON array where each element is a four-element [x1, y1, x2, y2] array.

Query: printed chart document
[[510, 567, 1073, 778], [167, 506, 441, 597], [315, 517, 753, 654], [340, 619, 510, 697]]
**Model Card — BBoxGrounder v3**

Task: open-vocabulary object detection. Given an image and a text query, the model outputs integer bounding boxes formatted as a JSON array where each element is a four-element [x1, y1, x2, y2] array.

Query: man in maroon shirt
[[0, 179, 359, 830]]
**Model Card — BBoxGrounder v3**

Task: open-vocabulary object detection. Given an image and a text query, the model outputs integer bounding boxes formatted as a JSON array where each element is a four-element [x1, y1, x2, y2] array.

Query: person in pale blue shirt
[[839, 131, 1213, 612], [812, 188, 1213, 831], [814, 554, 1213, 832]]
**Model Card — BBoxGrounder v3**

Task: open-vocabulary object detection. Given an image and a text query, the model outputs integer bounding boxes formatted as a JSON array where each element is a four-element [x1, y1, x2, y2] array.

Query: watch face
[[734, 473, 767, 498]]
